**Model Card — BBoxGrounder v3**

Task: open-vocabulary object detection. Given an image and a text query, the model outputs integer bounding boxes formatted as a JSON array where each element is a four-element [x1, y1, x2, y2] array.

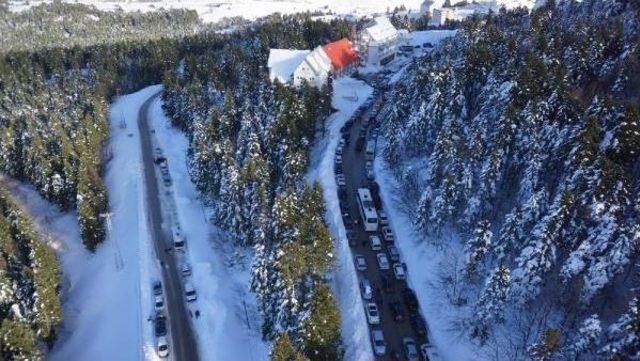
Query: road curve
[[138, 91, 199, 361]]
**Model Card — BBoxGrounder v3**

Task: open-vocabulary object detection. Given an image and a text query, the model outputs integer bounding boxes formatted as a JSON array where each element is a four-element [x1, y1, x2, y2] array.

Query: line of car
[[337, 92, 443, 361], [151, 147, 198, 358]]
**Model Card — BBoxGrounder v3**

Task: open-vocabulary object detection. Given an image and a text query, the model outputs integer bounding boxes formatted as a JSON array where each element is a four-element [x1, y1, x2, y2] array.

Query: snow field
[[307, 77, 374, 361]]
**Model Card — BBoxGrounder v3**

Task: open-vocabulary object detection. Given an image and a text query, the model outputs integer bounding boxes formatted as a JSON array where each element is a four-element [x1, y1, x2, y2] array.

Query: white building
[[420, 0, 436, 15], [292, 46, 332, 88], [267, 49, 310, 84], [356, 16, 403, 67]]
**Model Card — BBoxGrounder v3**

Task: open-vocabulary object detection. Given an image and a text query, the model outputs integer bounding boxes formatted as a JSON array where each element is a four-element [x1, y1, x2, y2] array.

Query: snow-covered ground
[[10, 0, 425, 23], [147, 90, 270, 361], [307, 77, 374, 361], [373, 152, 479, 361]]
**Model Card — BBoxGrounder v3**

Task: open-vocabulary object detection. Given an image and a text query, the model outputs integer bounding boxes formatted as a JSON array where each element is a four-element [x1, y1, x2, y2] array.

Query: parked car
[[376, 253, 390, 270], [180, 262, 192, 277], [365, 302, 380, 325], [338, 188, 348, 201], [154, 294, 164, 311], [421, 344, 444, 361], [366, 164, 374, 181], [411, 315, 427, 338], [369, 235, 382, 251], [378, 210, 389, 226], [153, 281, 163, 296], [355, 137, 365, 152], [381, 226, 395, 243], [336, 144, 343, 155], [393, 263, 406, 280], [403, 289, 420, 315], [343, 213, 354, 228], [157, 336, 169, 358], [388, 301, 405, 322], [388, 245, 400, 262], [402, 337, 420, 361], [360, 278, 373, 300], [347, 231, 356, 247], [335, 174, 346, 188], [354, 255, 367, 271], [370, 330, 387, 356], [155, 312, 167, 337], [380, 274, 394, 293], [184, 282, 197, 302]]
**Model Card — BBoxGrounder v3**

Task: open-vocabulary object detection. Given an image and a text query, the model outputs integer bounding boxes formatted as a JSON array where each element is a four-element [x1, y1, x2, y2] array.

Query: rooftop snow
[[267, 48, 310, 83]]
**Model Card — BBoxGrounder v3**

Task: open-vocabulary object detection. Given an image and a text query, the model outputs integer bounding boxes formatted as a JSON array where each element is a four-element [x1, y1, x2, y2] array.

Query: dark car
[[403, 289, 420, 315], [380, 274, 394, 294], [355, 137, 365, 152], [153, 281, 162, 296], [155, 313, 167, 337], [388, 301, 405, 322], [340, 203, 350, 216], [410, 315, 427, 338], [338, 188, 348, 201], [343, 213, 354, 227], [347, 231, 356, 247]]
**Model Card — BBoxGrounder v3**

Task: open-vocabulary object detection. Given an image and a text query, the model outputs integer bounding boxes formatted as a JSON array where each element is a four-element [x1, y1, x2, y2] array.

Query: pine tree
[[465, 220, 492, 276], [271, 333, 309, 361], [599, 296, 640, 359], [528, 328, 561, 361], [302, 284, 343, 361]]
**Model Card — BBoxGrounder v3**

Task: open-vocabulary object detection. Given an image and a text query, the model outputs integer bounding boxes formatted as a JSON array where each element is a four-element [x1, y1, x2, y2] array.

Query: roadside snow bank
[[307, 77, 374, 361]]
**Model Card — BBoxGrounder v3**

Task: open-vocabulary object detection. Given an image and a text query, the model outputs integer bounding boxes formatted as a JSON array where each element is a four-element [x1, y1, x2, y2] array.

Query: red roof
[[322, 38, 359, 71]]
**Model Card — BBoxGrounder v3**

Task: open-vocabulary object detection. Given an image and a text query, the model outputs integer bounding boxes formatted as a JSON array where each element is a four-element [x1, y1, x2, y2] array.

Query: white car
[[377, 253, 390, 270], [184, 282, 197, 302], [180, 262, 192, 277], [369, 235, 382, 251], [371, 330, 386, 356], [154, 295, 164, 311], [365, 302, 380, 325], [360, 278, 373, 300], [354, 255, 367, 271], [381, 226, 394, 243], [379, 210, 389, 226], [393, 263, 406, 280], [157, 336, 169, 358], [421, 344, 444, 361]]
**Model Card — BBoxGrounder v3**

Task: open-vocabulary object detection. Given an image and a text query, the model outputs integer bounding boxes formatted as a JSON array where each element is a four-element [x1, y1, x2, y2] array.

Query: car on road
[[343, 213, 354, 228], [381, 226, 394, 243], [157, 336, 169, 358], [411, 315, 427, 338], [155, 312, 167, 337], [355, 137, 365, 152], [153, 281, 163, 296], [370, 330, 386, 356], [184, 282, 197, 302], [388, 301, 405, 322], [335, 174, 346, 186], [365, 302, 380, 325], [403, 337, 420, 361], [393, 263, 406, 280], [354, 255, 367, 271], [180, 262, 192, 277], [336, 144, 343, 156], [403, 289, 420, 315], [347, 231, 356, 247], [154, 294, 164, 311], [379, 210, 389, 226], [360, 278, 373, 300], [376, 253, 390, 270], [338, 188, 348, 201], [380, 274, 394, 294], [369, 235, 382, 251], [173, 228, 186, 249], [366, 163, 374, 181], [388, 245, 400, 262], [421, 344, 443, 361]]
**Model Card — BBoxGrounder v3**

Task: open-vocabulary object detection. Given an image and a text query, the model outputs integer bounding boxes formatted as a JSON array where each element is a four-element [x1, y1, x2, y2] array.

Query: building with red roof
[[322, 38, 359, 76]]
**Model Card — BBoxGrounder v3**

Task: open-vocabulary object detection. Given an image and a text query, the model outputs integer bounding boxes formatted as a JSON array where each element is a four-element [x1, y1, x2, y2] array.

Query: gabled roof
[[322, 38, 358, 71], [302, 46, 332, 76], [267, 49, 310, 83], [364, 16, 399, 42]]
